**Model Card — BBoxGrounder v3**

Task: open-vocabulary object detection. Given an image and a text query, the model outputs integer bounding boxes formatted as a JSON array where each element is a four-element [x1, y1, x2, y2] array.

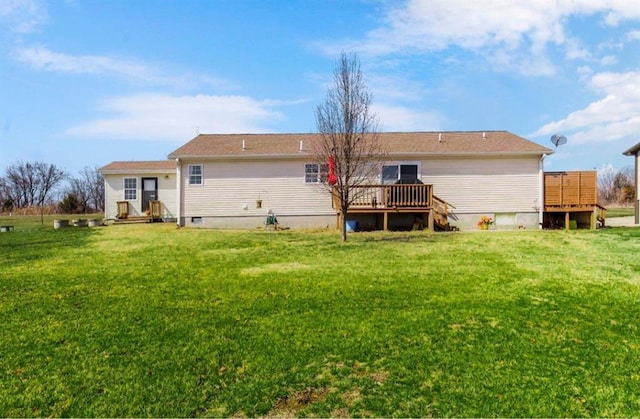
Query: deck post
[[427, 210, 434, 231], [590, 209, 595, 230], [383, 211, 388, 231], [565, 211, 570, 230]]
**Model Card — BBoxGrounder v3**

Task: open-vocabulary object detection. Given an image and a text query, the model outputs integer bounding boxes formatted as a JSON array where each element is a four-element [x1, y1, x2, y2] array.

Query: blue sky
[[2, 0, 640, 176]]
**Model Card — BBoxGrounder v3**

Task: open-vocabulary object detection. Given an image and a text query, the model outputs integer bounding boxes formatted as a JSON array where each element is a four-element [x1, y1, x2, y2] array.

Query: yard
[[1, 217, 640, 417]]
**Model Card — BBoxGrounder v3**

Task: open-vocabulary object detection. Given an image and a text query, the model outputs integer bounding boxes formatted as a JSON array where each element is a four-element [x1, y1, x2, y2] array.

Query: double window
[[124, 178, 137, 200], [305, 163, 328, 183], [381, 163, 419, 184], [188, 165, 203, 185]]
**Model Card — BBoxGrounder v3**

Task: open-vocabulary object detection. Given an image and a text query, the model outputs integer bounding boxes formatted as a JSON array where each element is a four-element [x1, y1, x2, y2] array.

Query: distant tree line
[[597, 165, 634, 206], [0, 161, 105, 215]]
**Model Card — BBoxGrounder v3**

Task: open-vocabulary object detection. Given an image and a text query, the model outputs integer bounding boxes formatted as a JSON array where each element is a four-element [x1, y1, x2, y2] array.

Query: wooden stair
[[432, 195, 456, 231]]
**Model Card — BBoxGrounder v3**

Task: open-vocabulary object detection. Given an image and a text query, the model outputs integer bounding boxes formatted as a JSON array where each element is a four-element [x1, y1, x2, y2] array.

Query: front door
[[142, 177, 158, 212]]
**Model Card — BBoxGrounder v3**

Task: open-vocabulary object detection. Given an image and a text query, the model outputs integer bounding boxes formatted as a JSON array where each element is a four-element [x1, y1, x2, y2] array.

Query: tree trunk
[[340, 205, 348, 242]]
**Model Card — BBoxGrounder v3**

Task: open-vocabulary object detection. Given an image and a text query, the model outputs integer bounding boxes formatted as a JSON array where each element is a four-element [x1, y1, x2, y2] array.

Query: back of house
[[162, 131, 552, 230]]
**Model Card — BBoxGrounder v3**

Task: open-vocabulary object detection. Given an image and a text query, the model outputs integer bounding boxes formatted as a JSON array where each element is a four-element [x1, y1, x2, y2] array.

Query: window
[[381, 163, 419, 184], [382, 165, 399, 184], [305, 163, 328, 183], [124, 178, 137, 200], [188, 165, 203, 185]]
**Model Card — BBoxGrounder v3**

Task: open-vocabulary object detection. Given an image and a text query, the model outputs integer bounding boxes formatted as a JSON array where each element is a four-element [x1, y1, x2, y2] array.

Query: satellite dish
[[550, 134, 567, 148]]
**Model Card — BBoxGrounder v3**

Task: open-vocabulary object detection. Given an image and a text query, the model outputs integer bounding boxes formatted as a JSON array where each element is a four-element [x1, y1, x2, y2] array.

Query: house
[[100, 160, 177, 222], [623, 142, 640, 224], [100, 131, 554, 230]]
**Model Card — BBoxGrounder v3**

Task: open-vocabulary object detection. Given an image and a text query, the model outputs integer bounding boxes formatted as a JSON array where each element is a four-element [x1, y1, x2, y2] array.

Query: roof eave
[[623, 142, 640, 156], [169, 153, 312, 160], [170, 150, 553, 160], [387, 150, 554, 157], [100, 168, 176, 175]]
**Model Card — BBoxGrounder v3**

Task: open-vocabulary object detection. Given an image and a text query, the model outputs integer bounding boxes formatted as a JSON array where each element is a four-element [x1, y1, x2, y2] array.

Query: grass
[[606, 206, 634, 218], [2, 217, 640, 417]]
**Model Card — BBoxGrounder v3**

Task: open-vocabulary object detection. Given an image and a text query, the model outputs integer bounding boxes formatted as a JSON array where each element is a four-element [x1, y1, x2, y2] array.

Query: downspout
[[539, 154, 546, 229], [176, 158, 182, 227], [635, 151, 639, 225], [103, 175, 108, 220]]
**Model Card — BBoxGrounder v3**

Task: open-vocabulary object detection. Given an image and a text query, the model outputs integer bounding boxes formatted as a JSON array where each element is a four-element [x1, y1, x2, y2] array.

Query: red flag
[[328, 154, 337, 185]]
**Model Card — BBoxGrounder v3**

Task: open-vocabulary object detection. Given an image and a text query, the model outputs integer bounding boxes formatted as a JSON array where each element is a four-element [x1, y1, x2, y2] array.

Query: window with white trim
[[305, 163, 328, 183], [381, 163, 419, 184], [188, 165, 203, 185], [124, 178, 137, 200]]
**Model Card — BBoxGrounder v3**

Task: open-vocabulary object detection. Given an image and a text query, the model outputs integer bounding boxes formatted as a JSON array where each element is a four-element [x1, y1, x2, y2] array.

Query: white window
[[188, 165, 203, 185], [381, 163, 419, 184], [124, 178, 137, 200], [305, 163, 328, 183]]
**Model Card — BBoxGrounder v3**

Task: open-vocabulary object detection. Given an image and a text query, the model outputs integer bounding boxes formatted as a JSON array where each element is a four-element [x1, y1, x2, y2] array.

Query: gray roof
[[168, 131, 553, 159]]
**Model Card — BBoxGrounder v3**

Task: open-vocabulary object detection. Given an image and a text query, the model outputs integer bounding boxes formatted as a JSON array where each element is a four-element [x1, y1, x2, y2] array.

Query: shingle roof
[[99, 160, 176, 173], [168, 131, 552, 159]]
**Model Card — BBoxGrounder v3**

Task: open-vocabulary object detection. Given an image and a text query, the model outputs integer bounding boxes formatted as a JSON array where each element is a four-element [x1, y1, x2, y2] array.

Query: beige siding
[[181, 159, 334, 218], [104, 173, 177, 219], [422, 156, 541, 213], [157, 174, 178, 219], [178, 155, 542, 224]]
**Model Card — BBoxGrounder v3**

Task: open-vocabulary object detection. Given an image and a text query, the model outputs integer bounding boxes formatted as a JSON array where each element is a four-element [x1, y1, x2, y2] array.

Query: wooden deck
[[333, 184, 454, 231], [114, 200, 163, 224], [543, 171, 605, 229]]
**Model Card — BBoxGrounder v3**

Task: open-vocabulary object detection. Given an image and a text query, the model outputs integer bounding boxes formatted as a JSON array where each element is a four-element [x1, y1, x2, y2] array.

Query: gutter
[[168, 150, 554, 161], [176, 158, 182, 227]]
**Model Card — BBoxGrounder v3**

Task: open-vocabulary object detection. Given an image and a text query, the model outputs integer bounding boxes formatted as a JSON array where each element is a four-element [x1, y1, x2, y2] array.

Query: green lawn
[[606, 207, 634, 218], [2, 217, 640, 417]]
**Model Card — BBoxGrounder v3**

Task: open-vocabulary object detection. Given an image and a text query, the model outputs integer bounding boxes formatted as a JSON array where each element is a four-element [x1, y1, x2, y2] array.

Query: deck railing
[[432, 195, 454, 227], [334, 184, 434, 209]]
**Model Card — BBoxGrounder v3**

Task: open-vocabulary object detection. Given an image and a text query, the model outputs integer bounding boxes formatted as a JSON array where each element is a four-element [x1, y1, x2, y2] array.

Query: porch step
[[113, 216, 153, 224]]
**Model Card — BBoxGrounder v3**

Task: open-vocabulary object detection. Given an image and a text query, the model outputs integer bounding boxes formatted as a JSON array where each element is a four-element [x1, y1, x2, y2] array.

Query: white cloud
[[14, 45, 233, 90], [0, 0, 47, 33], [577, 65, 594, 75], [627, 30, 640, 41], [530, 71, 640, 144], [320, 0, 640, 76], [372, 103, 444, 132], [65, 94, 287, 141]]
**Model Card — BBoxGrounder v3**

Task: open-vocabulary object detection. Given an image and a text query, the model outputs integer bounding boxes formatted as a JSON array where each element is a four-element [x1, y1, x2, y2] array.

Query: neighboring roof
[[623, 142, 640, 156], [99, 160, 176, 173], [168, 131, 553, 159]]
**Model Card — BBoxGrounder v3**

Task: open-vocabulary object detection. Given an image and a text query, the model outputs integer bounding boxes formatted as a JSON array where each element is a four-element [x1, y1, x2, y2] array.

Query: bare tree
[[314, 53, 385, 241], [81, 166, 105, 212], [0, 177, 13, 213], [598, 164, 634, 206], [64, 166, 105, 213], [3, 161, 65, 221]]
